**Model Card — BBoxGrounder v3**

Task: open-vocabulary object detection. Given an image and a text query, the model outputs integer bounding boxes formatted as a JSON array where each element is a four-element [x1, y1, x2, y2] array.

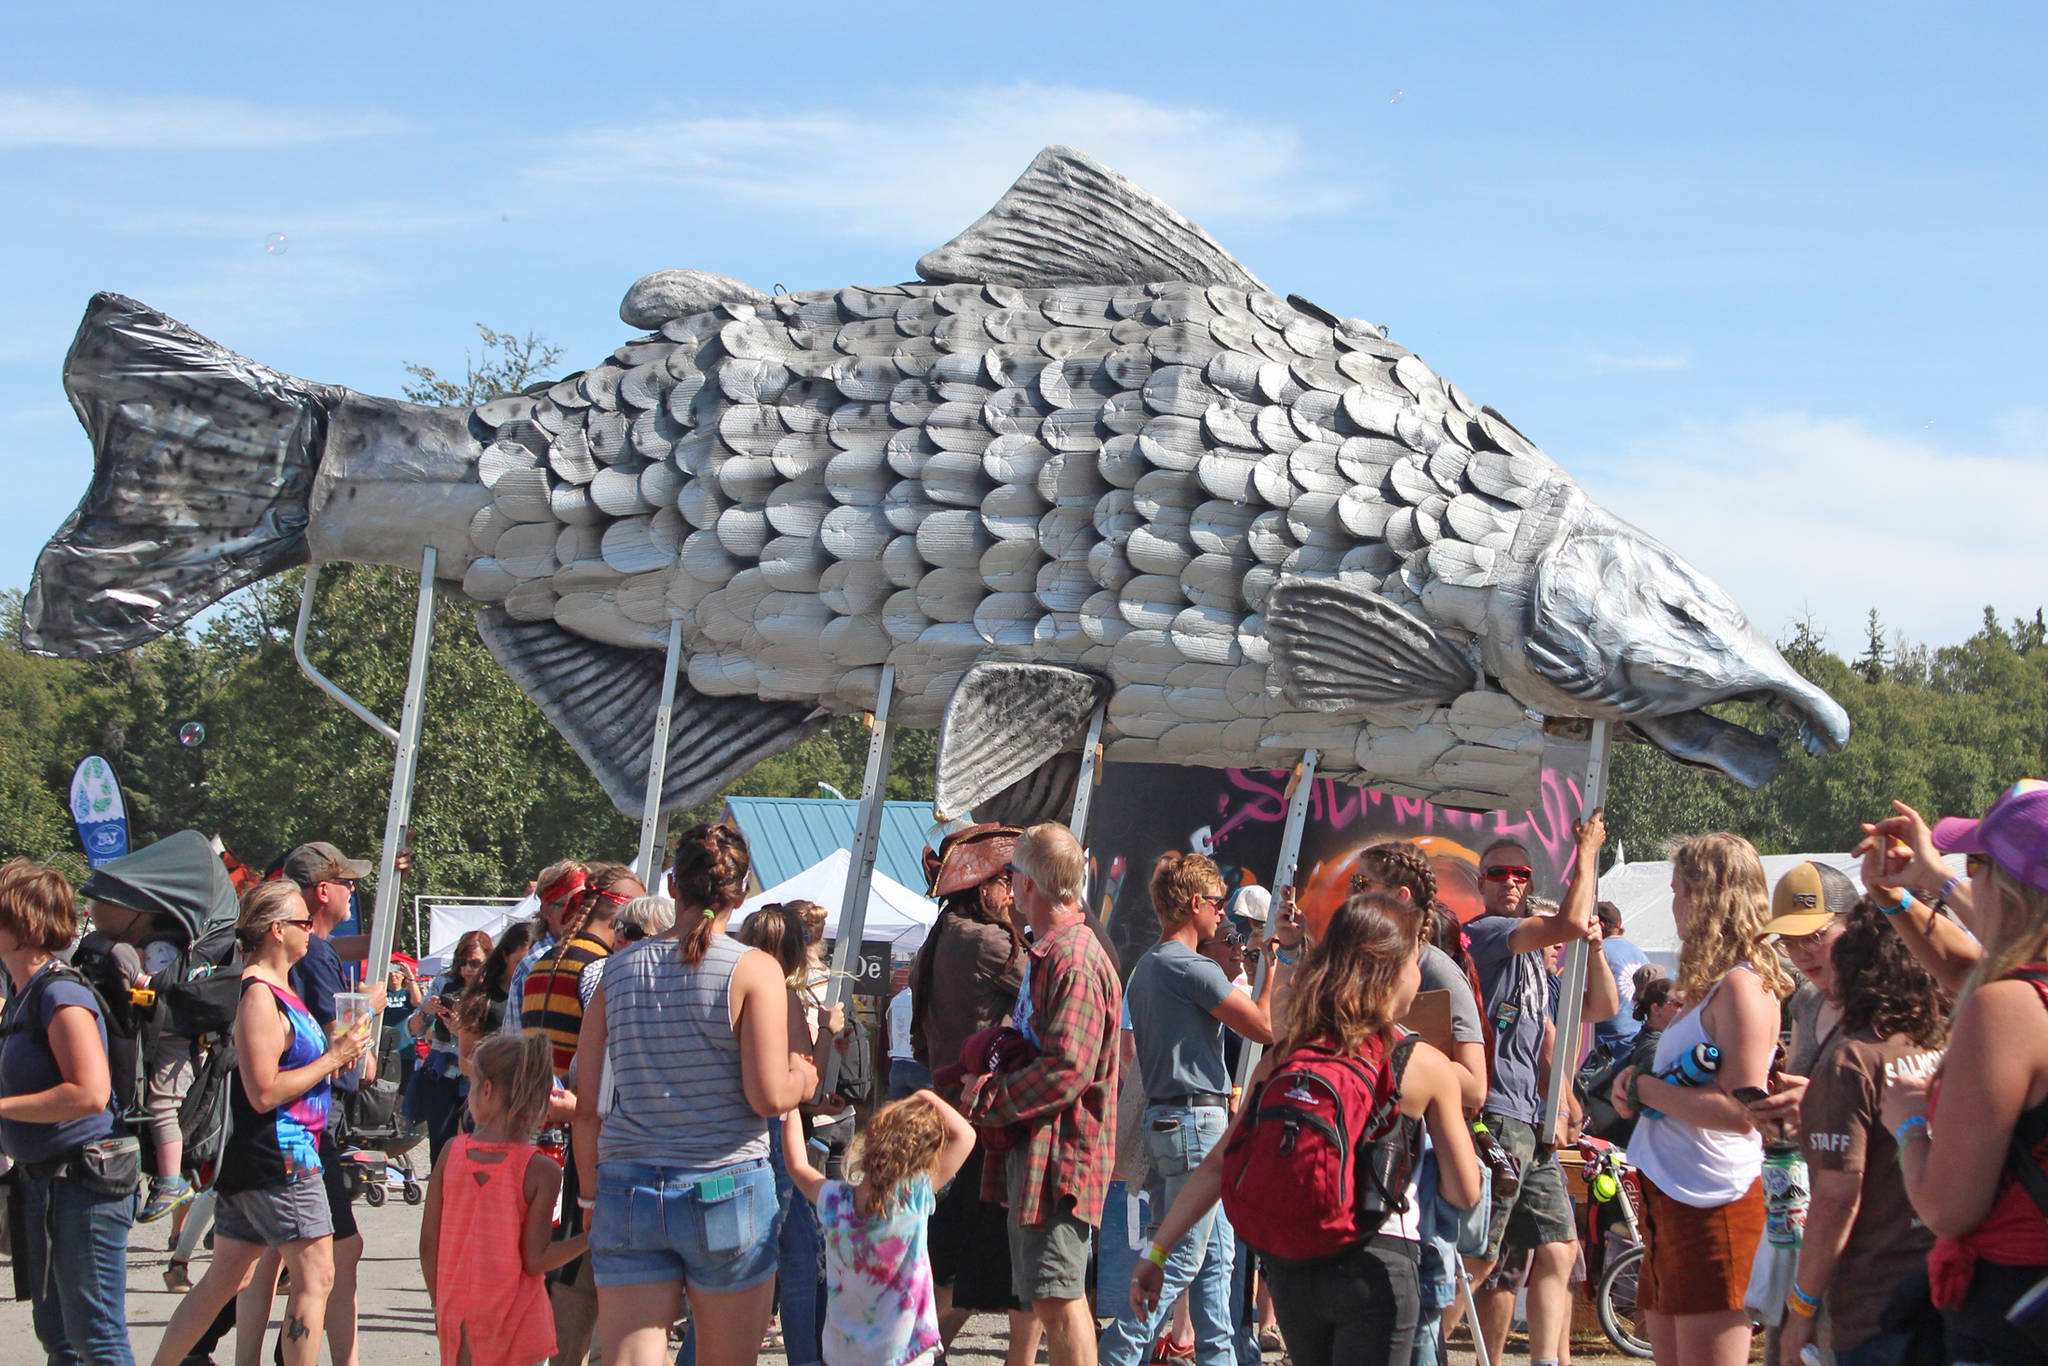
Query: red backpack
[[1221, 1032, 1421, 1262]]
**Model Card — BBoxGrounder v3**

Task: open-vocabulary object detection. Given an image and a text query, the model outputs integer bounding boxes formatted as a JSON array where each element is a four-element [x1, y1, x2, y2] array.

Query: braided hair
[[669, 825, 753, 966]]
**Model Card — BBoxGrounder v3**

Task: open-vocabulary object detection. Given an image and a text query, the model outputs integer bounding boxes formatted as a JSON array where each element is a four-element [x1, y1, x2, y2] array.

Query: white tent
[[1598, 853, 1861, 970], [738, 847, 938, 949], [423, 894, 533, 977]]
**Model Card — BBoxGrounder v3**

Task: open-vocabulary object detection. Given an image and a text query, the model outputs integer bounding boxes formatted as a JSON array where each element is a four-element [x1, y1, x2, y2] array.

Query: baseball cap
[[281, 840, 373, 888], [1933, 780, 2048, 894], [1763, 861, 1859, 938], [1228, 885, 1271, 926]]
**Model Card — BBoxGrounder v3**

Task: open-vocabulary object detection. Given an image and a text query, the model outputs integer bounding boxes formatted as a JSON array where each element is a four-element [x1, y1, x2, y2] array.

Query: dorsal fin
[[917, 146, 1267, 291]]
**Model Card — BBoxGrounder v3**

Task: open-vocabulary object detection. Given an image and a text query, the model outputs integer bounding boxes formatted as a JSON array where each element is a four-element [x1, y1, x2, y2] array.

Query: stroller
[[329, 1016, 426, 1208]]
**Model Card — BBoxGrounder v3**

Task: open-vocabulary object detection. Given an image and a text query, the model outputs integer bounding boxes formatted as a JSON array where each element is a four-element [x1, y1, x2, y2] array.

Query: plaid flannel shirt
[[969, 916, 1121, 1227]]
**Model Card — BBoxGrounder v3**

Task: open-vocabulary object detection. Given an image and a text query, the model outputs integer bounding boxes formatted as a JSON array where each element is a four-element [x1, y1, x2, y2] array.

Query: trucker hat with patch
[[1764, 860, 1859, 938]]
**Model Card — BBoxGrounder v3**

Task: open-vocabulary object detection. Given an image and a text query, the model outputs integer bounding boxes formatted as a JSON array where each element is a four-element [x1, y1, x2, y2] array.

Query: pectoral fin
[[933, 662, 1110, 823], [917, 146, 1267, 292], [477, 610, 827, 815], [1266, 577, 1477, 711]]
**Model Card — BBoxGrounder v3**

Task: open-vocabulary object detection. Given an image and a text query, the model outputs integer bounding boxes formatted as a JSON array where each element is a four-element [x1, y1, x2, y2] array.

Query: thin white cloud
[[123, 204, 497, 240], [0, 90, 404, 150], [533, 84, 1353, 245], [1586, 348, 1689, 375], [1585, 412, 2048, 647]]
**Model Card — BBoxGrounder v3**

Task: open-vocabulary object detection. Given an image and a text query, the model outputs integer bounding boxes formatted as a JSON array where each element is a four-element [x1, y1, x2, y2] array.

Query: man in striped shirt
[[963, 822, 1121, 1366]]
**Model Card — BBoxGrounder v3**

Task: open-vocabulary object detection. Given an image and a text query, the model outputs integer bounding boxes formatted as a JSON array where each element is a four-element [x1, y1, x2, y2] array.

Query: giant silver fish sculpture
[[23, 146, 1849, 822]]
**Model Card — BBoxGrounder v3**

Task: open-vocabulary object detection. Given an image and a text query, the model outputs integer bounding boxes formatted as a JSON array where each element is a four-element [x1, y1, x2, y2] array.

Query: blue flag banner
[[70, 755, 129, 868]]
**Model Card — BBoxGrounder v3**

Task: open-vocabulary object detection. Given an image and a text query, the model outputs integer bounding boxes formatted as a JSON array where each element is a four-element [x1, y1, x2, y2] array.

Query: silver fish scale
[[459, 282, 1564, 790]]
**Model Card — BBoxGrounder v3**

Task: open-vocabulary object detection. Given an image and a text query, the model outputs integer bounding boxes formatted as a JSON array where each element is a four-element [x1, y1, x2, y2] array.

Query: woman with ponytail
[[573, 824, 820, 1366]]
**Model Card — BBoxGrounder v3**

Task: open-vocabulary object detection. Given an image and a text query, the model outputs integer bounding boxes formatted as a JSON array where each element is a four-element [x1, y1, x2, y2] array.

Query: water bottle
[[1659, 1042, 1721, 1089], [1762, 1149, 1810, 1246], [1471, 1120, 1521, 1204]]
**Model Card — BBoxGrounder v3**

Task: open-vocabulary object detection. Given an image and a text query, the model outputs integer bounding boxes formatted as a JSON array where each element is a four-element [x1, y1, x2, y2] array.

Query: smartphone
[[1731, 1086, 1770, 1105]]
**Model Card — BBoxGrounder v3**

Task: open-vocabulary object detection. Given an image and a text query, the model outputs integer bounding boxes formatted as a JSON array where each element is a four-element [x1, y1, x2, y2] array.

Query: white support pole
[[1538, 719, 1612, 1146], [635, 618, 685, 886], [293, 565, 398, 743], [645, 811, 672, 896], [364, 547, 437, 983], [1234, 749, 1319, 1090], [825, 664, 898, 1011], [1455, 1255, 1493, 1366], [1067, 703, 1108, 846]]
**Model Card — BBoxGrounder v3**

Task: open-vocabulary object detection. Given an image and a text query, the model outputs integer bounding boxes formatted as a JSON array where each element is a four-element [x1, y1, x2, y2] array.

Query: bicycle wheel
[[1596, 1241, 1653, 1358]]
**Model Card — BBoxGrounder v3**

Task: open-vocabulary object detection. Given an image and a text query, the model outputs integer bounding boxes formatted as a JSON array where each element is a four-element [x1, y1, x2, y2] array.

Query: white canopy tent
[[1598, 852, 1862, 971], [421, 894, 533, 977], [738, 847, 938, 951]]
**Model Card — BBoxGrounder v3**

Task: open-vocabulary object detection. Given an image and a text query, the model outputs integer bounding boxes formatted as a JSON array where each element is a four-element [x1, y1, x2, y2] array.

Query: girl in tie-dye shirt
[[782, 1089, 978, 1366]]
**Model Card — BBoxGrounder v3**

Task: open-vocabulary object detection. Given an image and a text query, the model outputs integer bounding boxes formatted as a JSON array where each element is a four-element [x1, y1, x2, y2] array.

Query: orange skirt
[[1636, 1174, 1765, 1316]]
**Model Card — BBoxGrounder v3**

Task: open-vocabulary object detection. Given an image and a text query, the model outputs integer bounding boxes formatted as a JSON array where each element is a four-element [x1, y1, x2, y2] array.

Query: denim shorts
[[589, 1158, 778, 1291]]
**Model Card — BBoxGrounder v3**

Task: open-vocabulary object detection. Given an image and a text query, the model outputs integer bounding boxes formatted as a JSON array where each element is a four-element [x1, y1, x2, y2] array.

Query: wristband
[[1877, 889, 1914, 917], [1785, 1285, 1819, 1319], [1143, 1241, 1170, 1268], [1894, 1115, 1930, 1147], [1939, 874, 1964, 904], [577, 1196, 596, 1210], [1273, 947, 1297, 966]]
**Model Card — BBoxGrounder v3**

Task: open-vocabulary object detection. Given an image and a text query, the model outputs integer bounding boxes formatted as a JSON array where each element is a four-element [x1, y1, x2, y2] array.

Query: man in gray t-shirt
[[1099, 855, 1275, 1366]]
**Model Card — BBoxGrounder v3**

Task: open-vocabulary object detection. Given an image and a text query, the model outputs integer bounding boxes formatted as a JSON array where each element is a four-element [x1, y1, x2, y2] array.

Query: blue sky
[[3, 2, 2043, 649]]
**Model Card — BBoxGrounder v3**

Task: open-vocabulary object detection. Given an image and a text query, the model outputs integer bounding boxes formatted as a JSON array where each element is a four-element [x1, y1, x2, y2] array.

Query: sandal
[[1258, 1327, 1285, 1353]]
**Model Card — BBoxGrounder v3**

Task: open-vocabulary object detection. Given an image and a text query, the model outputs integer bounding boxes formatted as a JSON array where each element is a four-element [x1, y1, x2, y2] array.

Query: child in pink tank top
[[420, 1032, 587, 1366]]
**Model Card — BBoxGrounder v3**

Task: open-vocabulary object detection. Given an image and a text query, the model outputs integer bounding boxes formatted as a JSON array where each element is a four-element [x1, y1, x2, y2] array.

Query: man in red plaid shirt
[[962, 821, 1121, 1366]]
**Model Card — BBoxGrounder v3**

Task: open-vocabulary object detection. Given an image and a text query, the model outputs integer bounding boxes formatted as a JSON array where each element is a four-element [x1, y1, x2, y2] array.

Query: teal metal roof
[[721, 797, 935, 894]]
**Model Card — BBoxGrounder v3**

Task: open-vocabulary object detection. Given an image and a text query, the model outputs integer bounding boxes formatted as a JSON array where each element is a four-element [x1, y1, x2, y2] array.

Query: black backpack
[[0, 960, 144, 1141], [167, 927, 246, 1190]]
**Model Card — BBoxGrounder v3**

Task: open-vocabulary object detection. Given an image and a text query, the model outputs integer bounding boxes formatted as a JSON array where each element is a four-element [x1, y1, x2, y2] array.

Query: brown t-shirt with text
[[1800, 1029, 1942, 1351]]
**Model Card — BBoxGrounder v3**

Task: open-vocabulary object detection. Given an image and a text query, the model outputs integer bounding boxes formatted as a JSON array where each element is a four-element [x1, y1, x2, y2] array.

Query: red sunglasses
[[1483, 866, 1534, 884]]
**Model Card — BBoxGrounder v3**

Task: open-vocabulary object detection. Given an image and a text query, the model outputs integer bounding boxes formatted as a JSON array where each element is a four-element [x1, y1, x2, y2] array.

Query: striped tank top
[[598, 933, 766, 1168]]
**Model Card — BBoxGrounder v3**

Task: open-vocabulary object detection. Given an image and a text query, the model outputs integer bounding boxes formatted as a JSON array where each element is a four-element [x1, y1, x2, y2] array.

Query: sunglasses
[[1482, 866, 1534, 884], [1967, 853, 1994, 874], [1194, 891, 1226, 910], [281, 917, 316, 930]]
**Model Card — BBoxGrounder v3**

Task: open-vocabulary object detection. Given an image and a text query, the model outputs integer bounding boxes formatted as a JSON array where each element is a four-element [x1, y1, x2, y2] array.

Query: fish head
[[1484, 492, 1850, 787]]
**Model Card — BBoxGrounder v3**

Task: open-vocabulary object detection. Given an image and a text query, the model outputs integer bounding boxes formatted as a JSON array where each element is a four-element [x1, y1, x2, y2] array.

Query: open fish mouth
[[1630, 684, 1850, 789]]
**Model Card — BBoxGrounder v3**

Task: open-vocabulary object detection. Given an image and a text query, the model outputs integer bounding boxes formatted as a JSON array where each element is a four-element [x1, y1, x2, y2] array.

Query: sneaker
[[163, 1260, 193, 1294], [137, 1176, 195, 1224]]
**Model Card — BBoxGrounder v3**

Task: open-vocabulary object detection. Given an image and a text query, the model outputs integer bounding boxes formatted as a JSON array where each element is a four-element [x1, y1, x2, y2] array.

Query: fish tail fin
[[23, 293, 343, 656]]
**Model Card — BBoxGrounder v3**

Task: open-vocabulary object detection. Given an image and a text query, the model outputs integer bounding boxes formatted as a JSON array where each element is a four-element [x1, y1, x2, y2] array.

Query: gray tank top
[[598, 932, 767, 1168]]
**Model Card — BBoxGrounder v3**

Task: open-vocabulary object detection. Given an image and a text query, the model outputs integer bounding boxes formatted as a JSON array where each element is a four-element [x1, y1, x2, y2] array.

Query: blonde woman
[[1868, 781, 2048, 1365], [1612, 834, 1790, 1366], [150, 881, 369, 1366]]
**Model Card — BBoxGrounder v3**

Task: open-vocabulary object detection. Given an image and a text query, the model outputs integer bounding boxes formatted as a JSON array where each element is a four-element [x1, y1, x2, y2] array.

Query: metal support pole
[[364, 548, 438, 983], [645, 811, 672, 896], [1067, 703, 1108, 845], [1234, 749, 1319, 1089], [825, 664, 898, 1010], [293, 565, 398, 743], [1538, 720, 1612, 1145], [635, 619, 686, 886], [1455, 1255, 1493, 1366]]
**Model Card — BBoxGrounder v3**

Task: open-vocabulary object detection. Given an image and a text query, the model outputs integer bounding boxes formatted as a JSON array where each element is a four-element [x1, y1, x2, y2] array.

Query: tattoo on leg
[[285, 1312, 310, 1342]]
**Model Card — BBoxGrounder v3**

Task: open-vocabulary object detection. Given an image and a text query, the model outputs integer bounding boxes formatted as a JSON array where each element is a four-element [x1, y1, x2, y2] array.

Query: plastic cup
[[332, 991, 373, 1083]]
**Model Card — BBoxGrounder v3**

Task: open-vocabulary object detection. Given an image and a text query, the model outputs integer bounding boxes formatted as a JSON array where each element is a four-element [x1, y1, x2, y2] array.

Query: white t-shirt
[[887, 988, 915, 1061]]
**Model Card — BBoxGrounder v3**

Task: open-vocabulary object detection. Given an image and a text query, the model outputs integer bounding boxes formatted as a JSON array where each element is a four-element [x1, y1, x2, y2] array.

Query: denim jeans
[[673, 1119, 823, 1366], [18, 1173, 137, 1366], [1266, 1239, 1420, 1366], [888, 1057, 933, 1101], [1099, 1104, 1237, 1366]]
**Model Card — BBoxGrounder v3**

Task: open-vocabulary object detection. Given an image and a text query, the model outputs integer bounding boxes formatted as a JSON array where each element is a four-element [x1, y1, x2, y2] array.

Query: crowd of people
[[3, 779, 2048, 1366]]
